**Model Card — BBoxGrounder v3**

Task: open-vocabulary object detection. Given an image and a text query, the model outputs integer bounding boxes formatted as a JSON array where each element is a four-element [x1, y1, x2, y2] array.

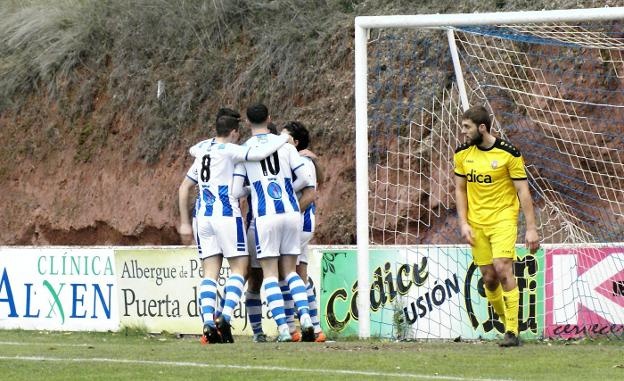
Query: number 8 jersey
[[187, 136, 288, 218], [234, 133, 313, 218]]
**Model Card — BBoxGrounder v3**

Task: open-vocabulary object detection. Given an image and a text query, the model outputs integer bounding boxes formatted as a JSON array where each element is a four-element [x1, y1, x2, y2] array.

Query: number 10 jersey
[[234, 133, 313, 218]]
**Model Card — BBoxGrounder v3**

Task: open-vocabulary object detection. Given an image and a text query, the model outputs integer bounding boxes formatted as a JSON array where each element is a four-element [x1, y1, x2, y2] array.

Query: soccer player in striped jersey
[[281, 121, 326, 342], [273, 121, 316, 342], [243, 122, 279, 343], [244, 122, 322, 342], [180, 108, 243, 325], [178, 114, 288, 344], [454, 105, 540, 347], [232, 103, 315, 342], [181, 107, 242, 243]]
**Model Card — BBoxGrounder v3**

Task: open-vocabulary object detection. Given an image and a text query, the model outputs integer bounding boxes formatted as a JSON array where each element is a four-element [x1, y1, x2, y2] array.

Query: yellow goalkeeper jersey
[[453, 138, 527, 226]]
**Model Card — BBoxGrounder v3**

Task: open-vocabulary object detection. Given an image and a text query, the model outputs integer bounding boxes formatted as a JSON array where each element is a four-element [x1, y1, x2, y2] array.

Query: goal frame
[[354, 6, 624, 339]]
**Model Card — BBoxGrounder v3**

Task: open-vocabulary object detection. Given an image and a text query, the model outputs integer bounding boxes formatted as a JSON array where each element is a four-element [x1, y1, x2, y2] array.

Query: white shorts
[[192, 216, 198, 244], [254, 212, 301, 260], [297, 231, 313, 265], [196, 215, 247, 259]]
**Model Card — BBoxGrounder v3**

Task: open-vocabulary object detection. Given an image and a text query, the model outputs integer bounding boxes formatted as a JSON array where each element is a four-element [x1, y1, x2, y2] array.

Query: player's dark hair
[[216, 107, 240, 122], [282, 121, 310, 151], [267, 121, 278, 135], [215, 115, 240, 137], [462, 105, 491, 132], [246, 103, 269, 125]]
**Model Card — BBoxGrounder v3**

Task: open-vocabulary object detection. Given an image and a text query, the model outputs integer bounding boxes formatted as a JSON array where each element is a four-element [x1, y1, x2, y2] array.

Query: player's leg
[[491, 223, 520, 347], [295, 261, 309, 333], [214, 216, 249, 343], [296, 236, 325, 342], [196, 217, 226, 344], [495, 256, 520, 347], [214, 287, 225, 321], [280, 255, 313, 341], [245, 222, 267, 342], [261, 257, 291, 341], [199, 253, 223, 344], [297, 270, 325, 342], [278, 251, 297, 341], [306, 277, 325, 342], [200, 255, 223, 325], [256, 216, 291, 341], [278, 275, 298, 341], [197, 215, 225, 322], [279, 213, 313, 341], [246, 267, 267, 342], [472, 224, 507, 329], [217, 256, 247, 343], [479, 264, 506, 326]]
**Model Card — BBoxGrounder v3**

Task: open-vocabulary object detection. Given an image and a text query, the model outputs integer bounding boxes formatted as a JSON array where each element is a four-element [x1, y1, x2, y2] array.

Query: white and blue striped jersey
[[233, 133, 313, 218], [186, 136, 287, 218], [293, 156, 317, 233]]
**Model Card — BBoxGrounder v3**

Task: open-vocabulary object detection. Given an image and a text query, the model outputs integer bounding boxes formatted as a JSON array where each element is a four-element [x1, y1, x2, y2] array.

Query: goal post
[[354, 7, 624, 340]]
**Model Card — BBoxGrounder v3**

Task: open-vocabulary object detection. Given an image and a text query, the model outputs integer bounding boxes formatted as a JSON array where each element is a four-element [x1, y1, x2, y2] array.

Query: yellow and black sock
[[502, 286, 520, 335], [484, 283, 506, 326]]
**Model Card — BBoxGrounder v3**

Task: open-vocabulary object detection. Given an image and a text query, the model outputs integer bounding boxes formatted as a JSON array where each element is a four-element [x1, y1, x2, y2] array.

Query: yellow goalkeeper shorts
[[470, 222, 518, 266]]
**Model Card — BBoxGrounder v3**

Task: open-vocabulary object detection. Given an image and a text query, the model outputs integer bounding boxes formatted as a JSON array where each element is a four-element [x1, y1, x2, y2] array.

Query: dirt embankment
[[2, 1, 617, 246], [0, 89, 356, 245]]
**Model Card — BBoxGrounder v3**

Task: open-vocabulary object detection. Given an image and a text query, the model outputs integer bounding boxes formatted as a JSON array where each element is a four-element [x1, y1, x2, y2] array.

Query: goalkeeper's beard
[[469, 132, 484, 146]]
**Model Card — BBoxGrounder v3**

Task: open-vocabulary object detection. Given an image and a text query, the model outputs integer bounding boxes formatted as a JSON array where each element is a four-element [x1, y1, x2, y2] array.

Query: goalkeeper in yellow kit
[[454, 105, 540, 347]]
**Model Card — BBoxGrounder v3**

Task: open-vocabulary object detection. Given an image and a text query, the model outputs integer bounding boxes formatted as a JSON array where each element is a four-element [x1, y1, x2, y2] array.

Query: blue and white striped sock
[[199, 277, 218, 327], [285, 272, 310, 322], [215, 288, 225, 320], [245, 291, 264, 335], [263, 276, 288, 331], [279, 280, 296, 333], [307, 279, 321, 333], [221, 273, 245, 322]]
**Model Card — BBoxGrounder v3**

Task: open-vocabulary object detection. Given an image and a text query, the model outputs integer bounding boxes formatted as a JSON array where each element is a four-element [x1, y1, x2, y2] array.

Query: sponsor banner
[[320, 247, 544, 339], [320, 247, 471, 339], [319, 248, 390, 338], [116, 247, 322, 335], [545, 246, 624, 338], [0, 248, 119, 331], [392, 246, 472, 339]]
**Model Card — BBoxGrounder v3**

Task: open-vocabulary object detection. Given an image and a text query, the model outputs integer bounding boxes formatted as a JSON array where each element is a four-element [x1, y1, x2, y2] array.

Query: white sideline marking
[[0, 341, 91, 347], [0, 355, 511, 381]]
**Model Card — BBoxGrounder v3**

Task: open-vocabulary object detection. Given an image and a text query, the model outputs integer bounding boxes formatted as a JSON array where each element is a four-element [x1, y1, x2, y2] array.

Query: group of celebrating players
[[178, 103, 325, 343], [177, 102, 540, 347]]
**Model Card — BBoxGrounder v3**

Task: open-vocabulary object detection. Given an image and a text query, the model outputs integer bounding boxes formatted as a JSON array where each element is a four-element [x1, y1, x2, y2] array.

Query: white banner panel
[[398, 246, 472, 339], [116, 247, 322, 335], [0, 247, 119, 331]]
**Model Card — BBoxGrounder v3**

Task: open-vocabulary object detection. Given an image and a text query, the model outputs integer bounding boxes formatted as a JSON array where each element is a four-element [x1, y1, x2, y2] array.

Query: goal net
[[354, 8, 624, 340]]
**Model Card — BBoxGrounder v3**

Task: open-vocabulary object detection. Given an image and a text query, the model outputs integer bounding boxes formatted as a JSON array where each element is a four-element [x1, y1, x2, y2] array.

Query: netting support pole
[[354, 22, 371, 339], [447, 29, 469, 111]]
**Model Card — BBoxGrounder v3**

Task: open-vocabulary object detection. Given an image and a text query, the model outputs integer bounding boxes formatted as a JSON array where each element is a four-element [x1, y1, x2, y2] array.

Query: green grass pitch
[[0, 330, 622, 380]]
